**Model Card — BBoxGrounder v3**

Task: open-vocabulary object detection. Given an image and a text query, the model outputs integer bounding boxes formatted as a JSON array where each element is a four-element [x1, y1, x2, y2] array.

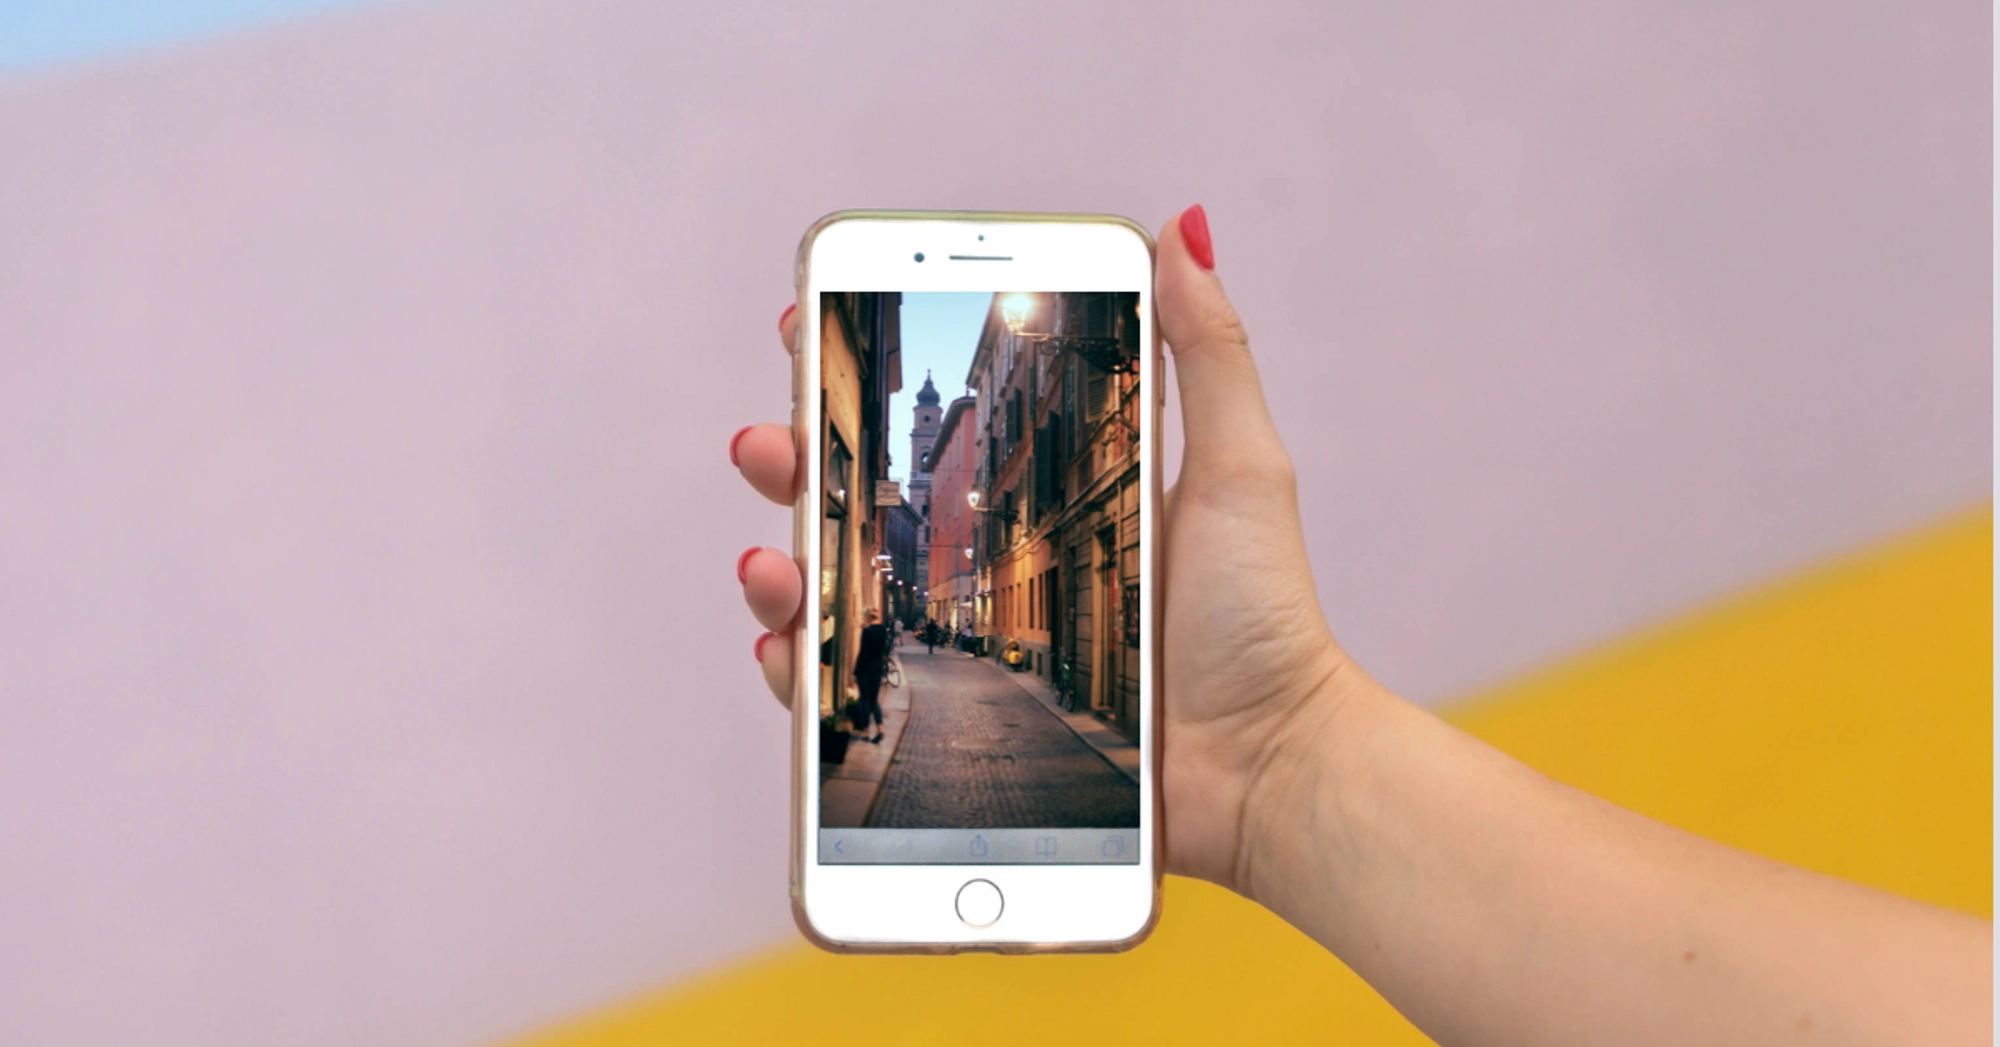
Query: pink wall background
[[0, 1, 1987, 1045]]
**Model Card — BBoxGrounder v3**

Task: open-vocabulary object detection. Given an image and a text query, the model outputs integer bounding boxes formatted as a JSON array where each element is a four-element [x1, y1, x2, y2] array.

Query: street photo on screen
[[817, 291, 1143, 831]]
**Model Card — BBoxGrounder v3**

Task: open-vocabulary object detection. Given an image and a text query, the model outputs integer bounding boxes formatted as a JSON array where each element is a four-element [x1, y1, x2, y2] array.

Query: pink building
[[924, 394, 979, 632]]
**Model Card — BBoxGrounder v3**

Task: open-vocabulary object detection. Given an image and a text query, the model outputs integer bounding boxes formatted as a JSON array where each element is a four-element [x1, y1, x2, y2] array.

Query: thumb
[[1157, 206, 1289, 483]]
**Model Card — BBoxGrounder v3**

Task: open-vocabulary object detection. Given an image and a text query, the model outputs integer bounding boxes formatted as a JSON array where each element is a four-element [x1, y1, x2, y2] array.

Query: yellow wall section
[[1450, 505, 1992, 916], [511, 506, 1991, 1046]]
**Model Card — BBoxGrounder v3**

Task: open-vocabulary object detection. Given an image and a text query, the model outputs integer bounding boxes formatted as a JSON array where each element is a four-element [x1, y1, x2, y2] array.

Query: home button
[[955, 879, 1003, 928]]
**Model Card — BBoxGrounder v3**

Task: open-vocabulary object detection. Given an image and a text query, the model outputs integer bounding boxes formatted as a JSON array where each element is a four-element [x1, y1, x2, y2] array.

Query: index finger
[[729, 302, 805, 505], [733, 423, 799, 505]]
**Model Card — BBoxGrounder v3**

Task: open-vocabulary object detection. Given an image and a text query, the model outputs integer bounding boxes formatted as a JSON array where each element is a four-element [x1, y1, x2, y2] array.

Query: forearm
[[1239, 676, 1992, 1047]]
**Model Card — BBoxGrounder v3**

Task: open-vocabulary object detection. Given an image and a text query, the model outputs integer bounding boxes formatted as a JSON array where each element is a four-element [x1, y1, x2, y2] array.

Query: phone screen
[[814, 290, 1144, 866]]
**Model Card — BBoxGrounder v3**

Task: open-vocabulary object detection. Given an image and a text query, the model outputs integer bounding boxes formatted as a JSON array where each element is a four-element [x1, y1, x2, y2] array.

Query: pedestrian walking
[[852, 608, 888, 744], [925, 619, 936, 655]]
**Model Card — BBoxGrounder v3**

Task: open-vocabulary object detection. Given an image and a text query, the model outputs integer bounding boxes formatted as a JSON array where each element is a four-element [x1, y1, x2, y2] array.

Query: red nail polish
[[737, 546, 759, 584], [729, 425, 752, 467], [778, 303, 797, 332], [1179, 204, 1215, 271], [754, 631, 775, 662]]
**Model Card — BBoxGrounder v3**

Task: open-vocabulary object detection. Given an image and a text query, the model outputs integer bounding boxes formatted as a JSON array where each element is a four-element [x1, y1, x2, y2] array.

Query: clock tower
[[908, 371, 942, 602]]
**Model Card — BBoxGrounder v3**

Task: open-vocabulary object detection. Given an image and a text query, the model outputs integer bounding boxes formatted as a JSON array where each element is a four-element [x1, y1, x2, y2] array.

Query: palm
[[1157, 451, 1344, 887], [737, 211, 1347, 894]]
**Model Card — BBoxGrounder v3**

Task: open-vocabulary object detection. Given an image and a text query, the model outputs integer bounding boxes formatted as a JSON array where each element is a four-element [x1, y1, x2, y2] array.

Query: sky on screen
[[890, 291, 992, 487]]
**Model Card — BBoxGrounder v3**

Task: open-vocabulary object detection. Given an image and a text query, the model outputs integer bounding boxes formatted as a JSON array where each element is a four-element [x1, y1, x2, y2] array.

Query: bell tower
[[908, 371, 942, 600]]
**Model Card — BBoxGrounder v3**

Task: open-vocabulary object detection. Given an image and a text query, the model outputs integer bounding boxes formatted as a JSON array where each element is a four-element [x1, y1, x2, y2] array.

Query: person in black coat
[[852, 608, 888, 744]]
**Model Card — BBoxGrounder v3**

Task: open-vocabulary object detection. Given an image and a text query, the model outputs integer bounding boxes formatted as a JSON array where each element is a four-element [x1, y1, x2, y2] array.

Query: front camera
[[914, 252, 926, 263]]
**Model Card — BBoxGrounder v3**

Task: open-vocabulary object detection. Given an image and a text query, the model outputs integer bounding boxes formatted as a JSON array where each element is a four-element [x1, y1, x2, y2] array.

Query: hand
[[731, 206, 1358, 890], [731, 208, 1991, 1047]]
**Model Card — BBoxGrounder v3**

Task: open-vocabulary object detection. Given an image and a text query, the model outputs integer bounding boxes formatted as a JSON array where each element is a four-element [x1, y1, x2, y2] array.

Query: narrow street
[[864, 642, 1139, 829]]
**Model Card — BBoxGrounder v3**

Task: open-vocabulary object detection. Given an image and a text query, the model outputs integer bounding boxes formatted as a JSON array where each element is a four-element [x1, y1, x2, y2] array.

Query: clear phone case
[[788, 210, 1164, 954]]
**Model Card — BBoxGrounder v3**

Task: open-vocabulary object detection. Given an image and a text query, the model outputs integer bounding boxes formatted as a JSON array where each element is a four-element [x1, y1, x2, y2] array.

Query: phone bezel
[[790, 211, 1163, 953]]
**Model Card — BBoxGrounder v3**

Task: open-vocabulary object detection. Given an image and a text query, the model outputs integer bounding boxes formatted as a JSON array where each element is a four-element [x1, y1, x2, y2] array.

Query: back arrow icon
[[834, 838, 844, 854]]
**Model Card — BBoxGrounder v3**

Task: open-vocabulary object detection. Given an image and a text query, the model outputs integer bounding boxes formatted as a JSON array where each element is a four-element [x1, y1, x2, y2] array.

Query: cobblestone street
[[864, 644, 1139, 828]]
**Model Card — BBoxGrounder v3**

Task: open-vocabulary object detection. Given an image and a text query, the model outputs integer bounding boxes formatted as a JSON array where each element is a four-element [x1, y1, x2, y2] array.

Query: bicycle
[[883, 655, 903, 689], [1054, 655, 1080, 712]]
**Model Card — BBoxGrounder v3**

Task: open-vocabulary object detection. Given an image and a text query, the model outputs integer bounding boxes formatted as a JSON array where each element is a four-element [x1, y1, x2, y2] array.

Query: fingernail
[[737, 546, 760, 584], [778, 303, 797, 332], [728, 425, 751, 467], [754, 631, 775, 662], [1179, 204, 1215, 271]]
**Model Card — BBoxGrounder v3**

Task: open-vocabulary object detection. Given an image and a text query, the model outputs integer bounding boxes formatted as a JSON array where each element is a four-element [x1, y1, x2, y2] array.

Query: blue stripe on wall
[[0, 0, 401, 75]]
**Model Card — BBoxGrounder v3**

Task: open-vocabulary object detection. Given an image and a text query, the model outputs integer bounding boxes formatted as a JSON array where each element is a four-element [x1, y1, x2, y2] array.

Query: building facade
[[882, 498, 921, 627], [906, 373, 941, 616], [924, 394, 978, 634], [817, 292, 901, 721], [963, 292, 1143, 741]]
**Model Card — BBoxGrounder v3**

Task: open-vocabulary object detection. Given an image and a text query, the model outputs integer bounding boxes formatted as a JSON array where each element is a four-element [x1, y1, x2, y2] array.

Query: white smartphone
[[789, 211, 1162, 953]]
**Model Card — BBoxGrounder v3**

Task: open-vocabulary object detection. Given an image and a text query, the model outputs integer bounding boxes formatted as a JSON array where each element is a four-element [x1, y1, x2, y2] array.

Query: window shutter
[[1063, 366, 1078, 455], [1051, 412, 1065, 495], [1034, 425, 1052, 509], [1117, 293, 1139, 365], [1086, 371, 1108, 422]]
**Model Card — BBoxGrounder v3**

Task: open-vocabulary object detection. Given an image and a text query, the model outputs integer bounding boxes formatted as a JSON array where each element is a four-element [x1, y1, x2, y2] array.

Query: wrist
[[1231, 649, 1395, 913]]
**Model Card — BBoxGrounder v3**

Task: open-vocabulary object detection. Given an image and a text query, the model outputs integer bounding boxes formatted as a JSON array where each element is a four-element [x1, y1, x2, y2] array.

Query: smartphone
[[789, 211, 1162, 952]]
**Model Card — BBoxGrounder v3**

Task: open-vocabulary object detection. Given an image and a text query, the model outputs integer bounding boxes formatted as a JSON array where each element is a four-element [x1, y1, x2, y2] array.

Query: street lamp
[[996, 291, 1136, 375], [967, 488, 1016, 524], [1001, 293, 1033, 335]]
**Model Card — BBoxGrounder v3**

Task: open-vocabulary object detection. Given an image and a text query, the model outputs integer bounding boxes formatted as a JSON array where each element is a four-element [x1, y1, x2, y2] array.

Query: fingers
[[1155, 206, 1290, 482], [779, 301, 800, 353], [740, 545, 803, 633], [729, 303, 806, 504], [742, 303, 807, 710], [754, 630, 794, 708], [732, 423, 799, 504], [744, 543, 802, 708]]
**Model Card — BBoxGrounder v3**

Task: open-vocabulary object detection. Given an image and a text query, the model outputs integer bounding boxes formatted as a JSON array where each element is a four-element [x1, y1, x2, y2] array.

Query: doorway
[[1096, 528, 1118, 715]]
